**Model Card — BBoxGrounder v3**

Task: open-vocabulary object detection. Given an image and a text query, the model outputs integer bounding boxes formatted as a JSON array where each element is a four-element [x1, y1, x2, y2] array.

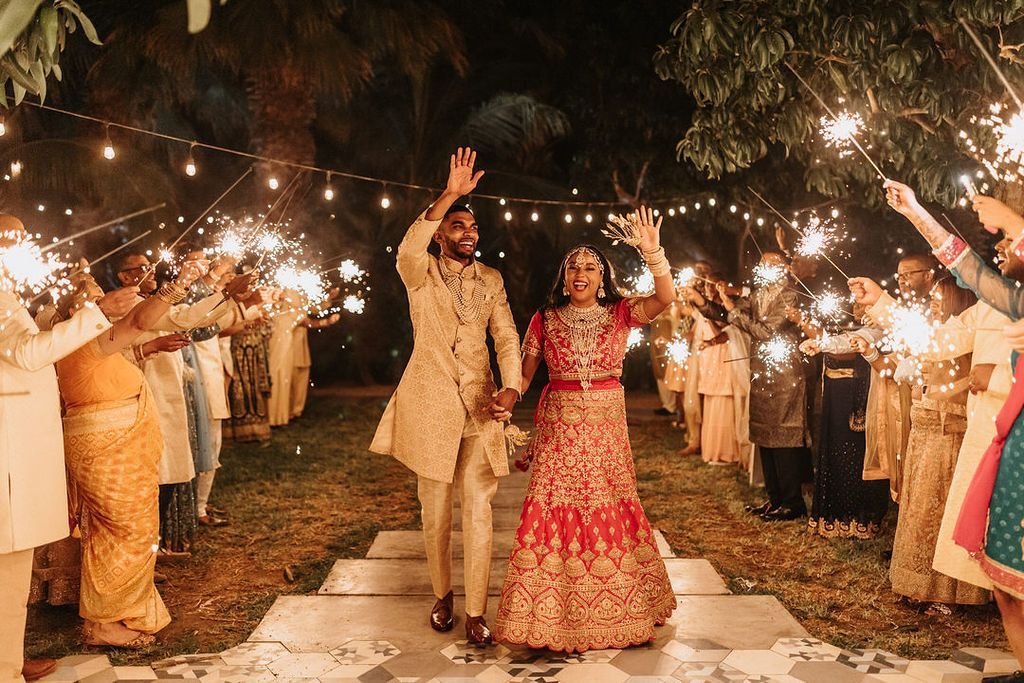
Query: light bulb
[[0, 119, 6, 137], [564, 213, 573, 223], [729, 205, 737, 213], [503, 211, 512, 221], [380, 195, 391, 209], [708, 198, 717, 207], [185, 159, 197, 176], [103, 143, 115, 160], [530, 211, 539, 222], [324, 186, 334, 201], [694, 202, 701, 210], [499, 198, 507, 206], [668, 208, 676, 216], [268, 176, 279, 190], [572, 187, 579, 196], [584, 213, 593, 223]]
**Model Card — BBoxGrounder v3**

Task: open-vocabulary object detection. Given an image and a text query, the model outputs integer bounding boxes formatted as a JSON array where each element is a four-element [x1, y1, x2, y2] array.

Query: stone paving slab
[[248, 594, 805, 654], [318, 558, 728, 597], [366, 530, 676, 561]]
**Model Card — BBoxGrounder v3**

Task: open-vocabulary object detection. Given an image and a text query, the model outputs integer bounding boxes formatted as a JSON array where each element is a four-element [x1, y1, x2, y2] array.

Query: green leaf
[[55, 0, 100, 44], [29, 59, 44, 101], [39, 5, 57, 53], [0, 0, 45, 57], [2, 55, 38, 93]]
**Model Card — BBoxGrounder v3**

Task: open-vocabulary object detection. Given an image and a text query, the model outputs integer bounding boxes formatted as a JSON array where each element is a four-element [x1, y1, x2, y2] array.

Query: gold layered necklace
[[560, 302, 609, 391], [438, 256, 487, 324]]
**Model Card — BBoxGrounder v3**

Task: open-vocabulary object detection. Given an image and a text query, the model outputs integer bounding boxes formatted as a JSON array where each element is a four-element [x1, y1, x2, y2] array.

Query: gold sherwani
[[370, 211, 521, 483]]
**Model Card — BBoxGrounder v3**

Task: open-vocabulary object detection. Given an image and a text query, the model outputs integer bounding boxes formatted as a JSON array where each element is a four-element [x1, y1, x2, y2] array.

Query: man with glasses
[[894, 254, 939, 301]]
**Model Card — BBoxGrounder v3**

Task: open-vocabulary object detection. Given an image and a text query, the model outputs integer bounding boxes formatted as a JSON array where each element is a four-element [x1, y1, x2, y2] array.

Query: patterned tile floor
[[39, 469, 1019, 683]]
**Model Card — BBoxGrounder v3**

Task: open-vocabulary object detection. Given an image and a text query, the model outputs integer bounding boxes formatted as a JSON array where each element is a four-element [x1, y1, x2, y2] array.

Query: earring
[[562, 286, 569, 296], [598, 285, 606, 299]]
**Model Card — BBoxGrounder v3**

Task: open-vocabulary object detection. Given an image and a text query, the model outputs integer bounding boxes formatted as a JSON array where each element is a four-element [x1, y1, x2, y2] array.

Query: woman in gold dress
[[54, 261, 203, 648]]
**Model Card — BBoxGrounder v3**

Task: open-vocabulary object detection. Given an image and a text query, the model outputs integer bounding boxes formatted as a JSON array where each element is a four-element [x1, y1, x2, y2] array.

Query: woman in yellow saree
[[53, 260, 204, 648]]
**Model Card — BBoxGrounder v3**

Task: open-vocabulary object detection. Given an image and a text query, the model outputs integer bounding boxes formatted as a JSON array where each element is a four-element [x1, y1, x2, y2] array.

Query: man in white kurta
[[371, 148, 521, 645], [0, 219, 138, 681]]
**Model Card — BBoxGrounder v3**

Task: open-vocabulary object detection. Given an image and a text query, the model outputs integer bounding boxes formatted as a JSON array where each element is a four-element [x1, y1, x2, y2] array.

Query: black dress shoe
[[761, 506, 806, 522], [466, 615, 493, 645], [430, 591, 454, 632], [653, 407, 675, 416], [744, 501, 772, 515]]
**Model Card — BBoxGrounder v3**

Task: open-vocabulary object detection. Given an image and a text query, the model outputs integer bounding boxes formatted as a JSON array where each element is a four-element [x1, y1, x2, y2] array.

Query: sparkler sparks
[[674, 266, 697, 289], [752, 262, 787, 287], [626, 328, 645, 351], [273, 264, 329, 304], [0, 232, 68, 296], [960, 103, 1024, 183], [794, 215, 837, 258], [666, 337, 690, 365], [336, 259, 366, 283], [627, 267, 655, 295], [758, 335, 796, 374], [819, 111, 865, 157], [342, 294, 366, 314], [811, 290, 846, 321], [882, 303, 935, 358]]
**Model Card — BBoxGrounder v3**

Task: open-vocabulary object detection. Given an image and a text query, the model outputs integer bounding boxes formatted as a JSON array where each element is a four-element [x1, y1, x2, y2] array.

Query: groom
[[371, 148, 521, 645]]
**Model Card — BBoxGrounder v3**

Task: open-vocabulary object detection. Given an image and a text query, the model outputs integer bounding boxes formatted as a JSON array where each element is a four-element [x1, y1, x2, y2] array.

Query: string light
[[268, 176, 279, 190], [584, 212, 593, 223], [102, 125, 115, 160], [380, 194, 391, 209], [503, 210, 512, 221], [324, 172, 335, 201], [499, 198, 507, 205], [9, 160, 21, 178], [564, 212, 573, 224], [0, 114, 6, 137], [668, 208, 676, 216], [708, 198, 716, 207], [531, 210, 540, 222], [184, 143, 197, 176]]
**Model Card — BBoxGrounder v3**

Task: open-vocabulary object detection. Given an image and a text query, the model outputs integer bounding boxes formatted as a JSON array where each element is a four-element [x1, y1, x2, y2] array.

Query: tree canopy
[[655, 0, 1024, 207]]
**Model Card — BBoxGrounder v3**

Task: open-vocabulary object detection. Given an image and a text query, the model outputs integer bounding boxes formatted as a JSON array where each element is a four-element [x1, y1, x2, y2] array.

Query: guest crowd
[[0, 215, 339, 679]]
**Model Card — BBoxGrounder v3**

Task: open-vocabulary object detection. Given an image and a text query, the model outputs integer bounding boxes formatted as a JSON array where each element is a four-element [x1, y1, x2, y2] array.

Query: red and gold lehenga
[[494, 298, 676, 652]]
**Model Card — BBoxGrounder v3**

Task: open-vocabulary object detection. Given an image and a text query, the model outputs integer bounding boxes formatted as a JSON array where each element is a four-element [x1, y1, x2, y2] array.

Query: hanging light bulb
[[323, 172, 335, 201], [729, 204, 737, 213], [708, 197, 717, 207], [380, 194, 391, 209], [0, 114, 6, 137], [499, 198, 507, 206], [268, 176, 279, 190], [584, 212, 593, 223], [102, 125, 115, 160], [530, 210, 540, 222], [184, 143, 197, 176], [571, 187, 579, 196], [9, 160, 21, 178], [564, 212, 573, 224], [694, 202, 701, 210], [668, 208, 676, 216], [503, 210, 513, 221]]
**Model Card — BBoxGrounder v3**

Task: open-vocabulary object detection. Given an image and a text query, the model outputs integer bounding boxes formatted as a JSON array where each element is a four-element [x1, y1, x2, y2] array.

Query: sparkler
[[811, 290, 846, 321], [758, 335, 796, 374], [666, 337, 690, 365], [674, 266, 697, 289], [627, 267, 655, 295], [42, 203, 166, 252], [752, 262, 787, 287], [819, 111, 865, 158], [958, 19, 1024, 110], [626, 328, 645, 351], [342, 294, 366, 314], [793, 214, 850, 279], [881, 302, 935, 358], [0, 232, 68, 296], [960, 103, 1024, 183], [784, 62, 887, 180]]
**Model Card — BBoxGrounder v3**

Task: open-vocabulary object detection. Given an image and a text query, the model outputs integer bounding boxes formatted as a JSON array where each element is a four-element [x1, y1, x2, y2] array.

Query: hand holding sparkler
[[972, 196, 1024, 238], [848, 336, 871, 355], [969, 363, 995, 394], [715, 280, 735, 311], [144, 333, 192, 355], [847, 276, 882, 307], [798, 339, 821, 356], [682, 285, 706, 307], [224, 270, 258, 300], [96, 286, 141, 319], [883, 180, 927, 222]]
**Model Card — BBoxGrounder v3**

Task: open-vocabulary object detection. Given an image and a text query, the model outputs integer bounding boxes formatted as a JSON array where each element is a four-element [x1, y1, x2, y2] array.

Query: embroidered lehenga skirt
[[494, 380, 677, 652]]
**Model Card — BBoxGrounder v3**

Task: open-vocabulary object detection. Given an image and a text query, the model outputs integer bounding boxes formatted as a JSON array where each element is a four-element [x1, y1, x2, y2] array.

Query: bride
[[493, 207, 677, 652]]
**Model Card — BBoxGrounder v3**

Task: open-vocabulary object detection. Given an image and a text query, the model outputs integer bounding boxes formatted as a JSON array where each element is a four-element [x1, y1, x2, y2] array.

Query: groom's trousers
[[417, 418, 499, 618]]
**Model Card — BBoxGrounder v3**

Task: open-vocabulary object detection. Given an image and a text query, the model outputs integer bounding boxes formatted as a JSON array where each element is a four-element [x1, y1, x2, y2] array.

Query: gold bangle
[[156, 283, 187, 305]]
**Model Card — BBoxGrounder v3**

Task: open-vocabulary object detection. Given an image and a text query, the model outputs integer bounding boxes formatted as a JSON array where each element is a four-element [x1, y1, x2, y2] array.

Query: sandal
[[81, 623, 156, 649], [925, 602, 956, 616]]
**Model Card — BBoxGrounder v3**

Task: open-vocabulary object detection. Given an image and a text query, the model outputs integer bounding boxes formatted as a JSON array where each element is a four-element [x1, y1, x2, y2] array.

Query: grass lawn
[[25, 389, 1006, 664]]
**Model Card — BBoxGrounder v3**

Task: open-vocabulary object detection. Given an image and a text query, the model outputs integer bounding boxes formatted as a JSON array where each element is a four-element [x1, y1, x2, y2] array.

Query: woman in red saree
[[494, 207, 677, 652]]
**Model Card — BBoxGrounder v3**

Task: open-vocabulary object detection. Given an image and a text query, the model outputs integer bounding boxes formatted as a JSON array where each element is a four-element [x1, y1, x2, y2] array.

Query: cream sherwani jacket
[[371, 211, 522, 483], [0, 291, 110, 553], [132, 293, 254, 484]]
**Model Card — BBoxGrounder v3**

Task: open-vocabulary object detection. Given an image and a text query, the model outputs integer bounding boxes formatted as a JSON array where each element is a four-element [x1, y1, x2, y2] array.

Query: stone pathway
[[37, 397, 1019, 682]]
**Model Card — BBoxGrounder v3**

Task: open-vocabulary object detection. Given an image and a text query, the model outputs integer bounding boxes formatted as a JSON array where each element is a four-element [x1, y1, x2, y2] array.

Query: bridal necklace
[[438, 256, 486, 324], [561, 302, 608, 392]]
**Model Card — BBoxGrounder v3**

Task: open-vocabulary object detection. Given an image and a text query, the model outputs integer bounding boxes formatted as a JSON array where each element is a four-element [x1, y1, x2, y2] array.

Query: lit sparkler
[[342, 294, 366, 314], [758, 335, 796, 375], [811, 290, 846, 321], [794, 215, 835, 258], [626, 328, 645, 351], [882, 302, 935, 358], [273, 264, 329, 304], [819, 111, 864, 157], [752, 262, 787, 287], [0, 232, 68, 296], [666, 337, 690, 364], [674, 266, 697, 289], [960, 103, 1024, 183], [336, 259, 366, 283], [627, 267, 655, 295]]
